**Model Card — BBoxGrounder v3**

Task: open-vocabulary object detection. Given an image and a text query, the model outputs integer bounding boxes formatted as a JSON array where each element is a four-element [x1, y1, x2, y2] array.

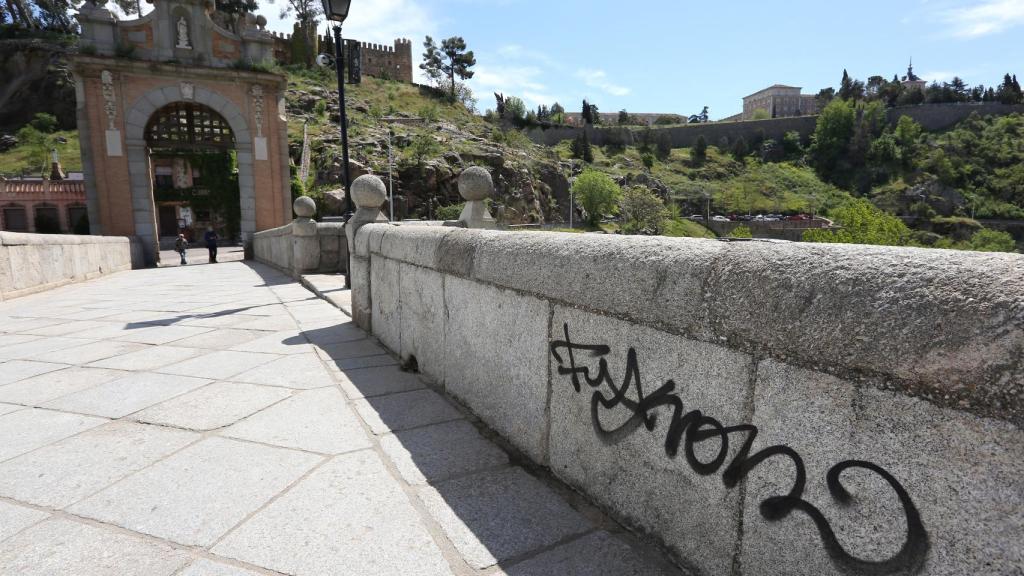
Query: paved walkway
[[0, 262, 680, 576]]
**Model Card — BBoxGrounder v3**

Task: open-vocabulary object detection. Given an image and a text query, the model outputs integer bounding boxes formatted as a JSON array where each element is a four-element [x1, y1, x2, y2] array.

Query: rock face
[[0, 39, 76, 132]]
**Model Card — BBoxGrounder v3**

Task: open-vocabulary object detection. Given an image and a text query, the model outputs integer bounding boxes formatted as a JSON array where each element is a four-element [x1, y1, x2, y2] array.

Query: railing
[[0, 180, 87, 200]]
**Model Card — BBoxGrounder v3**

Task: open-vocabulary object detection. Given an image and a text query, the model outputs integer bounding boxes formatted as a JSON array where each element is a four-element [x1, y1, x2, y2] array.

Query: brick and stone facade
[[74, 0, 291, 264]]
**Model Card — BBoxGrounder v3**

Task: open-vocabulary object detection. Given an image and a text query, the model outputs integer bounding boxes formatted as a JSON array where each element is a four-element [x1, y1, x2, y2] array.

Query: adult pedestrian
[[204, 226, 219, 263], [174, 233, 188, 265]]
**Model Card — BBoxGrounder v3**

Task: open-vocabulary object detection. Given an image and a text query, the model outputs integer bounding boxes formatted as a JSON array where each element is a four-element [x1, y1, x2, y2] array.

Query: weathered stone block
[[370, 256, 401, 353], [398, 263, 445, 382], [740, 360, 1024, 576], [548, 306, 753, 575], [443, 276, 549, 462]]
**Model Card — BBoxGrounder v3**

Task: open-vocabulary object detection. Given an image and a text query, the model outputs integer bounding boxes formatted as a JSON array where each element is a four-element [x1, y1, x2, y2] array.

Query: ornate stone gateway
[[73, 0, 291, 264]]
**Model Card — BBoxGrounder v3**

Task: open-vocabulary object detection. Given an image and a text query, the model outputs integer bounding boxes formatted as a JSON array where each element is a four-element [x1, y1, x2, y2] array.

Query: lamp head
[[321, 0, 351, 22]]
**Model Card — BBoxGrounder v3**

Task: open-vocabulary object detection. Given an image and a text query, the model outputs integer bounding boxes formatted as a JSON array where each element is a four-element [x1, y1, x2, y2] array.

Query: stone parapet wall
[[253, 219, 348, 277], [0, 232, 143, 300], [350, 224, 1024, 576]]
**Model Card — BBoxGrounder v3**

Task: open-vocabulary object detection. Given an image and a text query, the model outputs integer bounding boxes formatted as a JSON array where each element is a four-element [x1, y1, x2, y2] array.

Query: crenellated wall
[[349, 225, 1024, 576]]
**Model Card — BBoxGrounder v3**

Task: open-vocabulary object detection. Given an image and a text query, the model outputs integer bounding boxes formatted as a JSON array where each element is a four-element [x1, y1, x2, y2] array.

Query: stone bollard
[[457, 166, 497, 229], [345, 175, 389, 330], [291, 196, 319, 275]]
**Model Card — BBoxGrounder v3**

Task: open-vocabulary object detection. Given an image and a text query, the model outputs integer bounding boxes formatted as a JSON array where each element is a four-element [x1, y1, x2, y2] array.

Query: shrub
[[572, 170, 621, 226], [691, 134, 708, 164], [729, 225, 753, 238]]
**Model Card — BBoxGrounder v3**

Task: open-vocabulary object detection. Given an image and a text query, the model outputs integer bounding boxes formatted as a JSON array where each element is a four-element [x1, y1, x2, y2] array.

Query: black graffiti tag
[[550, 323, 929, 576]]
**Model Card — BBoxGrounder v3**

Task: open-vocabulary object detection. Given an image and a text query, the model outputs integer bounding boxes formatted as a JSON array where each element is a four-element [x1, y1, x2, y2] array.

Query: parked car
[[711, 215, 730, 222], [688, 215, 705, 221]]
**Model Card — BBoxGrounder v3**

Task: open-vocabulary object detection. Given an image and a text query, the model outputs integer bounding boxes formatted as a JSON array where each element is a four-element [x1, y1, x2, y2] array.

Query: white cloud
[[469, 63, 559, 108], [920, 70, 960, 82], [941, 0, 1024, 37], [575, 68, 630, 97]]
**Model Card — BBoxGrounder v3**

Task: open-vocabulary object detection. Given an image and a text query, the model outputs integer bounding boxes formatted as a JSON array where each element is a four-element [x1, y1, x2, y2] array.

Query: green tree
[[967, 229, 1017, 252], [618, 109, 630, 125], [572, 170, 621, 226], [731, 136, 748, 160], [14, 125, 52, 177], [655, 131, 672, 160], [503, 96, 526, 123], [619, 186, 668, 233], [803, 198, 912, 246], [30, 112, 57, 133], [893, 115, 922, 168], [569, 131, 593, 163], [408, 131, 442, 165], [691, 134, 708, 164], [751, 108, 770, 120], [439, 37, 476, 100], [809, 98, 855, 178], [419, 36, 444, 85]]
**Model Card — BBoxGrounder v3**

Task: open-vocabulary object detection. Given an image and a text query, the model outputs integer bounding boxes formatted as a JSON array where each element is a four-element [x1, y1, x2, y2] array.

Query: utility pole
[[388, 128, 394, 222]]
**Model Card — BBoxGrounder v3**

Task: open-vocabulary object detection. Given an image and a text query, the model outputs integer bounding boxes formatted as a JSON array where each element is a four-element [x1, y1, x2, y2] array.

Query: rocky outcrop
[[0, 39, 76, 132]]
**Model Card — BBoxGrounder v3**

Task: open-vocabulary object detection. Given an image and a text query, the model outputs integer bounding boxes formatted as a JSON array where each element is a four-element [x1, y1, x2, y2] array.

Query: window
[[145, 102, 234, 150], [34, 203, 61, 234], [1, 204, 27, 232], [68, 205, 88, 234]]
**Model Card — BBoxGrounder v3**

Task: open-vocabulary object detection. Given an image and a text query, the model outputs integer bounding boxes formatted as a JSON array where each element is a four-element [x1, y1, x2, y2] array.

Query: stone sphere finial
[[459, 166, 493, 202], [293, 196, 316, 219], [256, 15, 267, 28], [351, 175, 387, 209]]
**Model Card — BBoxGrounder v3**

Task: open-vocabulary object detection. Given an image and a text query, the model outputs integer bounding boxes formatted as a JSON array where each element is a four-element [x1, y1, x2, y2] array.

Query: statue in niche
[[176, 16, 192, 49]]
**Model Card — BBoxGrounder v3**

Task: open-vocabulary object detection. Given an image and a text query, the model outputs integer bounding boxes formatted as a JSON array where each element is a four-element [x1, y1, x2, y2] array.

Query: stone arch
[[124, 83, 254, 263]]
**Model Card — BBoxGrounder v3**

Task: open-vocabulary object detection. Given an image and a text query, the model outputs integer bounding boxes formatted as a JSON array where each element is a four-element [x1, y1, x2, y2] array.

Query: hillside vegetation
[[0, 60, 1019, 251]]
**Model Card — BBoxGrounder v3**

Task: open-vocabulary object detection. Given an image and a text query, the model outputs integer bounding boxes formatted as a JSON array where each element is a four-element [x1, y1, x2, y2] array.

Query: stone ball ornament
[[256, 15, 268, 28], [351, 175, 387, 209], [459, 166, 493, 201], [293, 196, 316, 219]]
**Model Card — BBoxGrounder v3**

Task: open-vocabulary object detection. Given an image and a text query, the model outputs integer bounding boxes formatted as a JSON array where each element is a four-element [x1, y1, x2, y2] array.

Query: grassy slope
[[0, 130, 81, 176]]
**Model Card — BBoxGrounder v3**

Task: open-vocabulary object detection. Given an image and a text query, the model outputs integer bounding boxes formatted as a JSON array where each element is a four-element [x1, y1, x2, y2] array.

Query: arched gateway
[[73, 0, 291, 264]]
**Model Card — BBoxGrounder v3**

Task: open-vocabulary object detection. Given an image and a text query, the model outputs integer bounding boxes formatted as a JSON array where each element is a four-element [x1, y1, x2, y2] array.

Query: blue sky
[[202, 0, 1024, 118]]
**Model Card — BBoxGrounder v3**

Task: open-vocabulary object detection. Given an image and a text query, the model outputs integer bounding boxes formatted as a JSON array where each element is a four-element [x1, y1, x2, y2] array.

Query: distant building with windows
[[742, 85, 820, 120]]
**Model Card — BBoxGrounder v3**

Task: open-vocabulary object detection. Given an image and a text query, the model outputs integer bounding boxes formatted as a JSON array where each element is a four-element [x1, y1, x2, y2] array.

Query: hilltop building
[[271, 32, 414, 84], [902, 59, 927, 92], [741, 85, 820, 120]]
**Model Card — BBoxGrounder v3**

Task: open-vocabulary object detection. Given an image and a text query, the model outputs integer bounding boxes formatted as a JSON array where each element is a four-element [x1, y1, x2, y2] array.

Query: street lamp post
[[321, 0, 353, 285], [321, 0, 353, 220]]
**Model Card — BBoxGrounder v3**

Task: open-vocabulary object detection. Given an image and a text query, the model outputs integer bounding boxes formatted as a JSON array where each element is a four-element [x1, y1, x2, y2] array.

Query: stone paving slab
[[0, 501, 49, 542], [223, 388, 372, 454], [0, 359, 66, 386], [30, 339, 149, 365], [88, 345, 203, 371], [231, 352, 337, 389], [0, 408, 108, 463], [131, 382, 291, 431], [418, 467, 593, 569], [0, 421, 198, 508], [0, 336, 94, 360], [0, 261, 683, 576], [0, 367, 127, 406], [156, 350, 278, 380], [336, 364, 427, 399], [177, 558, 266, 576], [354, 388, 464, 435], [42, 372, 212, 418], [0, 519, 191, 576], [212, 450, 452, 576], [380, 420, 509, 485], [494, 531, 678, 576], [67, 436, 322, 546]]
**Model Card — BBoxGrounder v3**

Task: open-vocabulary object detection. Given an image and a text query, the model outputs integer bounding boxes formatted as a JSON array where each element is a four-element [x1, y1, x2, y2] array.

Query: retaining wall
[[0, 232, 143, 301], [527, 103, 1024, 148], [350, 224, 1024, 576]]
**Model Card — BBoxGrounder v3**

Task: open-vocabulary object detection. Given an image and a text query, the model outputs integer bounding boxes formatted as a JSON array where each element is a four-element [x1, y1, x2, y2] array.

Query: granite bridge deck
[[0, 262, 679, 576]]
